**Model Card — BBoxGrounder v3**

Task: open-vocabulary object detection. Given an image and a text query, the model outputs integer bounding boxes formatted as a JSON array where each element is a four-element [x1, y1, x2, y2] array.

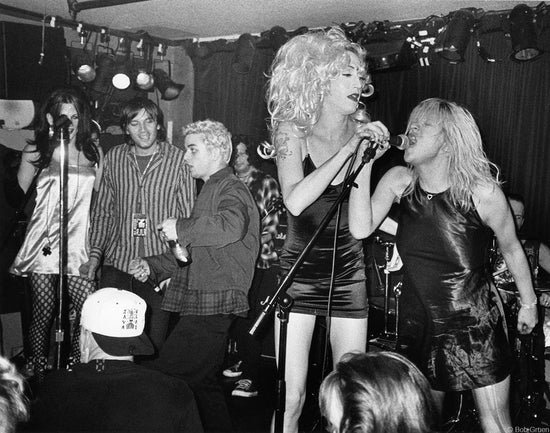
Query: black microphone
[[363, 134, 409, 151], [54, 114, 72, 130], [387, 134, 409, 150]]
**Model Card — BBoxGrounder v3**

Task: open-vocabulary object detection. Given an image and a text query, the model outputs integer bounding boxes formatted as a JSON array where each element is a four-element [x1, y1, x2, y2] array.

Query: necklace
[[42, 152, 80, 256], [133, 150, 157, 184]]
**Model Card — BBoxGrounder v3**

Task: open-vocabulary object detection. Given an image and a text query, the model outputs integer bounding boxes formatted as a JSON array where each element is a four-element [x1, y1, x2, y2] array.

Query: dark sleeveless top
[[280, 155, 367, 318], [396, 185, 512, 391]]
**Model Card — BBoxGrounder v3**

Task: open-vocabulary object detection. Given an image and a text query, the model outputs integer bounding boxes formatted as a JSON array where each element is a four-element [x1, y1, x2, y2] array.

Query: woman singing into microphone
[[349, 98, 537, 432], [266, 27, 389, 433], [10, 88, 103, 383]]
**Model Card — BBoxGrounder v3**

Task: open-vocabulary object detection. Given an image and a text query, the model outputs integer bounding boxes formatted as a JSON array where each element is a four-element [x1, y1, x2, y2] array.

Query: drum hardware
[[497, 287, 547, 426], [370, 237, 401, 351]]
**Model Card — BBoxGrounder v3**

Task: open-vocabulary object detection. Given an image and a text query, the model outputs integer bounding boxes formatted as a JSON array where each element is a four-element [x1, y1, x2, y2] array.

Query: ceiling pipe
[[68, 0, 150, 19], [0, 3, 183, 47]]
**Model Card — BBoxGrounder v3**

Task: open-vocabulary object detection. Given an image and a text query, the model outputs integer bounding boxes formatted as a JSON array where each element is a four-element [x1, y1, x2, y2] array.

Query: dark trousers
[[100, 265, 169, 359], [230, 266, 278, 381], [154, 314, 235, 432]]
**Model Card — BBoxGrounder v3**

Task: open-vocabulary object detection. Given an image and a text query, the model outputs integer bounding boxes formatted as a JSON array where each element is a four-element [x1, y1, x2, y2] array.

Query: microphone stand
[[54, 127, 69, 370], [249, 143, 378, 433]]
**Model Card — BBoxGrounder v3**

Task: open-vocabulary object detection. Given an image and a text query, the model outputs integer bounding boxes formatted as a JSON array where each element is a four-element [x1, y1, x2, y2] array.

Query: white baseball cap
[[81, 288, 154, 356]]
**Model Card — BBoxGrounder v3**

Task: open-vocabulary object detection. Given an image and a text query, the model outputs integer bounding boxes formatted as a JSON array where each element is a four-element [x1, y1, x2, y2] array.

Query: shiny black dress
[[396, 185, 512, 391], [280, 155, 367, 318]]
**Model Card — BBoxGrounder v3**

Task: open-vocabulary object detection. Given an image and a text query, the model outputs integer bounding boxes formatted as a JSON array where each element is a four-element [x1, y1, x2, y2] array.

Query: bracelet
[[519, 300, 538, 309]]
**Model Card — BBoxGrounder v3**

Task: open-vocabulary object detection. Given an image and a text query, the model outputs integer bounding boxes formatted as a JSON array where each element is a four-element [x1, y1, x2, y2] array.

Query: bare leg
[[472, 376, 512, 432], [329, 317, 368, 365], [274, 312, 316, 433]]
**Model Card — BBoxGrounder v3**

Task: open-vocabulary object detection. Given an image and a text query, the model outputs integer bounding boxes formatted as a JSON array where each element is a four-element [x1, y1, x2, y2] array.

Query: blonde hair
[[319, 351, 434, 433], [182, 119, 233, 163], [403, 98, 500, 211], [0, 356, 29, 433], [267, 27, 367, 136]]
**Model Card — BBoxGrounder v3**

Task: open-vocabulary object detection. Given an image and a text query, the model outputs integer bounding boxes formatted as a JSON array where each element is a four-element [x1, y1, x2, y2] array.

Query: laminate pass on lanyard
[[132, 213, 148, 237]]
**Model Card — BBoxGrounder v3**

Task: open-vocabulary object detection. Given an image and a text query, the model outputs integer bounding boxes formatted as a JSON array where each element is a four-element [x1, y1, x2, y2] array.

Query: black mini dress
[[280, 155, 367, 318], [396, 185, 512, 391]]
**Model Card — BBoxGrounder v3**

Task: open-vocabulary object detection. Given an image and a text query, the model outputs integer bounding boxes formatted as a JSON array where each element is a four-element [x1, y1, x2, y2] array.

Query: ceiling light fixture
[[508, 4, 543, 62], [435, 9, 476, 64], [153, 62, 184, 100]]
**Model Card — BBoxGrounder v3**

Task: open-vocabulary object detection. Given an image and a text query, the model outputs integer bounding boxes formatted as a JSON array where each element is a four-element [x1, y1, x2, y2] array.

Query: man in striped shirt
[[80, 98, 195, 358]]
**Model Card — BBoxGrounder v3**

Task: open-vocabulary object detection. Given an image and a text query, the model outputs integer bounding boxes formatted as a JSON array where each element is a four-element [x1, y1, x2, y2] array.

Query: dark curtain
[[191, 29, 550, 242], [367, 30, 550, 242], [192, 46, 274, 144]]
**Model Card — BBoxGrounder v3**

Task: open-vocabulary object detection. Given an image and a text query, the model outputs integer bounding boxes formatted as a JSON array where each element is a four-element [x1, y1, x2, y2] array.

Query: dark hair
[[230, 135, 262, 168], [507, 193, 525, 206], [30, 87, 99, 168], [119, 97, 166, 144], [319, 351, 435, 433]]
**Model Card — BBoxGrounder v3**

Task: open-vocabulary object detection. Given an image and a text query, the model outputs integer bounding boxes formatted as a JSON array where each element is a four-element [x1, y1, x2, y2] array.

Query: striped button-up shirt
[[89, 141, 195, 271]]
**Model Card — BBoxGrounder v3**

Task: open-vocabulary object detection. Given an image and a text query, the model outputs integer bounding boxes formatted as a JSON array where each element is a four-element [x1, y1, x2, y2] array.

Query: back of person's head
[[182, 119, 232, 163], [319, 351, 434, 433], [80, 288, 154, 360], [119, 97, 167, 143], [0, 356, 28, 433]]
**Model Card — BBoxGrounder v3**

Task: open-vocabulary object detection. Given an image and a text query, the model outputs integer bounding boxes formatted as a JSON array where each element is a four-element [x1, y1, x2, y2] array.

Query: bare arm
[[475, 184, 537, 333], [349, 164, 410, 239], [17, 144, 39, 193], [275, 121, 388, 216]]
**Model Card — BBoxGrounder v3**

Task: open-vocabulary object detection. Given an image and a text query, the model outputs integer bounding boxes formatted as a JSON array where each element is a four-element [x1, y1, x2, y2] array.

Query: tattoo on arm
[[274, 133, 293, 161]]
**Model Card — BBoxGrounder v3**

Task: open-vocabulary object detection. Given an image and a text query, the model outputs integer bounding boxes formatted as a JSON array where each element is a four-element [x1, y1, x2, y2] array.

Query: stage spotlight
[[435, 9, 475, 63], [135, 69, 155, 90], [153, 68, 184, 100], [72, 51, 96, 83], [509, 4, 543, 62], [232, 33, 255, 74], [268, 26, 288, 52], [112, 61, 131, 90]]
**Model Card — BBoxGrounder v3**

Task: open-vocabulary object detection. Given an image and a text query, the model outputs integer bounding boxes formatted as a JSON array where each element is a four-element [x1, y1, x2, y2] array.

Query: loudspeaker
[[0, 312, 23, 359], [0, 21, 67, 103]]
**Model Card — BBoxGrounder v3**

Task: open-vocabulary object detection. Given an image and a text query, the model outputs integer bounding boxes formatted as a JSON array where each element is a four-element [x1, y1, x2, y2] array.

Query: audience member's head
[[508, 193, 525, 231], [231, 135, 262, 176], [182, 120, 232, 180], [319, 351, 434, 433], [0, 356, 29, 433], [79, 288, 154, 363]]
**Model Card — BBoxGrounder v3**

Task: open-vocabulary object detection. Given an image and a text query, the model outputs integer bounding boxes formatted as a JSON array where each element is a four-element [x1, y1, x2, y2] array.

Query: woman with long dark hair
[[10, 87, 103, 382]]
